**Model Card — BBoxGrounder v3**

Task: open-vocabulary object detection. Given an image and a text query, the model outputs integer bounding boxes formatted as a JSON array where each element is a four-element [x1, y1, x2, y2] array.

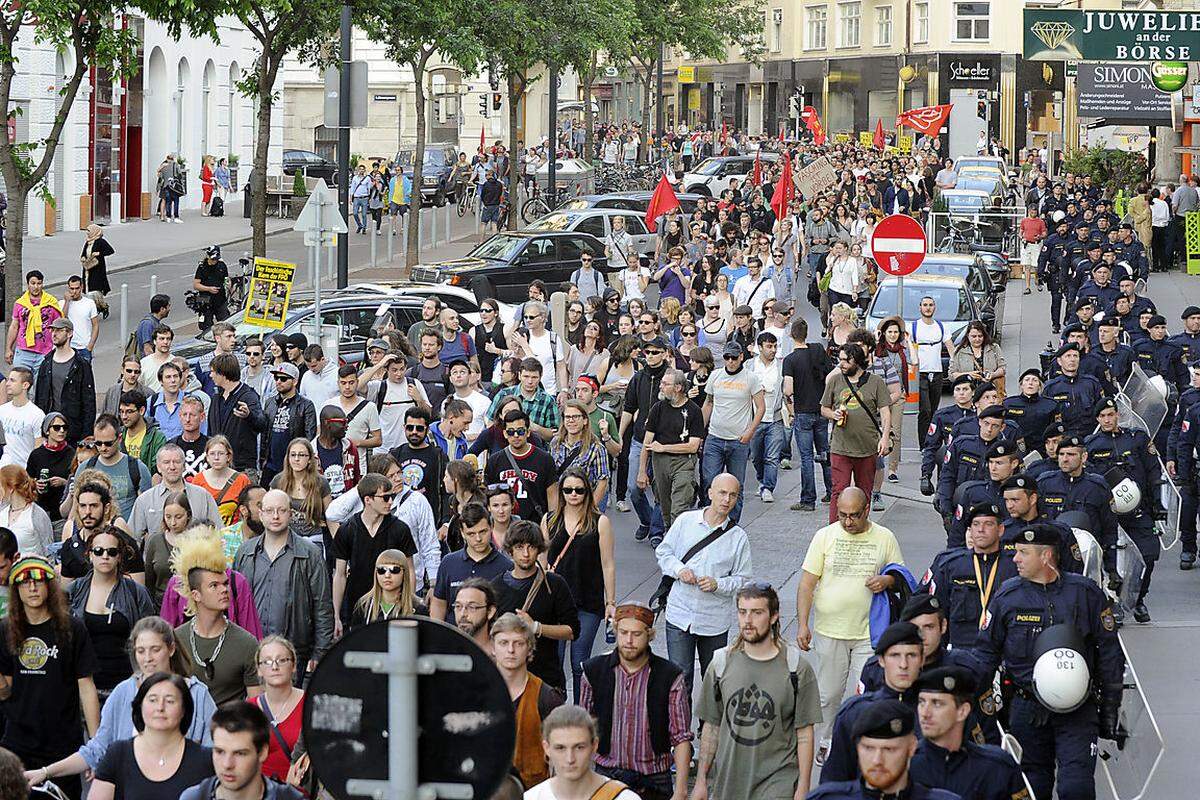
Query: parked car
[[409, 230, 611, 302], [395, 145, 460, 206], [915, 254, 1004, 341], [524, 209, 657, 260], [953, 156, 1006, 177], [559, 191, 705, 216], [680, 154, 779, 196], [283, 149, 338, 186], [864, 275, 995, 370]]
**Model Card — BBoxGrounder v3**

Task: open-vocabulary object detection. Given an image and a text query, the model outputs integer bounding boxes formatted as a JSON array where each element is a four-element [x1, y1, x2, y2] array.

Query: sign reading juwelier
[[1024, 10, 1197, 62]]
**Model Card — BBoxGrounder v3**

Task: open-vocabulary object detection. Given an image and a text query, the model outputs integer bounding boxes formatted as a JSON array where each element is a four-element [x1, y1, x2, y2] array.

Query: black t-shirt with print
[[389, 443, 447, 522], [645, 399, 706, 446], [0, 616, 97, 760], [333, 513, 417, 616], [483, 445, 558, 524], [171, 434, 210, 478]]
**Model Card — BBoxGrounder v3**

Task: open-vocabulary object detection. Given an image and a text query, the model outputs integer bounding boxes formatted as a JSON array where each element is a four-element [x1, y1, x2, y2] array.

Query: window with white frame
[[875, 5, 892, 46], [914, 2, 929, 42], [771, 8, 783, 52], [838, 1, 861, 47], [954, 1, 989, 41], [806, 5, 828, 50]]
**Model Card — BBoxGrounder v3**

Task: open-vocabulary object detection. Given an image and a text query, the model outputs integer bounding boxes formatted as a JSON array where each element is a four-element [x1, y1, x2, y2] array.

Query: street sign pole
[[871, 213, 929, 322], [336, 4, 351, 289]]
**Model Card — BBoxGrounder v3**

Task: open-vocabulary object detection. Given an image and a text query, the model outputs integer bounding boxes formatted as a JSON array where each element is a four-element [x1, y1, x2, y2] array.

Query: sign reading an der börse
[[1024, 10, 1196, 62]]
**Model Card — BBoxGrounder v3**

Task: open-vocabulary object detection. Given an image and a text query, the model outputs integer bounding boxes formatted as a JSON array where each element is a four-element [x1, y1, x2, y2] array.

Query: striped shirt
[[579, 662, 693, 775]]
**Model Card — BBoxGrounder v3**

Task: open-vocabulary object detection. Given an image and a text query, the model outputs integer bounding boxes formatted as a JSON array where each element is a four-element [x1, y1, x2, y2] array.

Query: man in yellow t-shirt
[[794, 486, 903, 754]]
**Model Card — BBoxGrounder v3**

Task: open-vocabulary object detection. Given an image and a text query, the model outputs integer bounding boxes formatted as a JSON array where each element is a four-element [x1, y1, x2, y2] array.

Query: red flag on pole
[[896, 104, 953, 137], [720, 122, 729, 155], [480, 126, 486, 151], [778, 126, 786, 143], [801, 106, 826, 146], [873, 118, 886, 150], [645, 174, 680, 233], [770, 154, 795, 218], [751, 149, 762, 187]]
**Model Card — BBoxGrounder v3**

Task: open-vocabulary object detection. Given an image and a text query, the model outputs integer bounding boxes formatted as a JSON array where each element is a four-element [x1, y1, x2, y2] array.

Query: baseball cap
[[48, 317, 73, 331], [271, 362, 300, 380]]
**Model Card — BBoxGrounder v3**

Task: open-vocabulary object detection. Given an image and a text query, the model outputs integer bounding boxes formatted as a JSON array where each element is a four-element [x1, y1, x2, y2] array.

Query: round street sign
[[872, 214, 928, 277]]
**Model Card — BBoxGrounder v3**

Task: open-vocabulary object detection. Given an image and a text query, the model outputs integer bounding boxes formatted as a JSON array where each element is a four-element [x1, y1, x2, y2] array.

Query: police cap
[[1097, 316, 1120, 328], [1148, 314, 1167, 328], [1183, 306, 1200, 320], [1074, 298, 1095, 312], [1061, 322, 1084, 337], [1059, 434, 1086, 450], [1094, 398, 1118, 417], [978, 404, 1006, 421], [965, 501, 1003, 525], [1001, 473, 1036, 492], [951, 374, 976, 389], [972, 382, 998, 403], [1055, 342, 1082, 358], [900, 594, 942, 622], [1140, 305, 1158, 317], [873, 621, 923, 656], [986, 442, 1017, 460], [1019, 367, 1043, 382], [915, 665, 977, 698], [1120, 222, 1134, 230], [851, 699, 917, 741], [1016, 523, 1062, 547], [1043, 421, 1067, 440]]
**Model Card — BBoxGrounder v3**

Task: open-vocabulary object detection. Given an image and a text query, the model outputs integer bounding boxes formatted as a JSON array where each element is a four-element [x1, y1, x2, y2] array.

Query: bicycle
[[226, 252, 251, 309], [520, 183, 570, 224], [455, 181, 475, 217]]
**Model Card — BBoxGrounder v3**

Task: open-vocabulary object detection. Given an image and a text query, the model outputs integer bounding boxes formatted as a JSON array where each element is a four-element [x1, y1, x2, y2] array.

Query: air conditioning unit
[[772, 9, 783, 24]]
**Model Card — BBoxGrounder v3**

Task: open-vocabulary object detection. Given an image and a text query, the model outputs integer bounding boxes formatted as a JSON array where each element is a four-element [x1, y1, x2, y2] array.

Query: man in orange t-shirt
[[1019, 206, 1048, 295]]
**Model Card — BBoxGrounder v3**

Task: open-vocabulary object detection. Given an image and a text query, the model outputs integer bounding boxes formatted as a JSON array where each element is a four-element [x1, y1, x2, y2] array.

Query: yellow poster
[[678, 66, 695, 84], [688, 87, 701, 110], [858, 131, 873, 147], [898, 135, 913, 153], [244, 257, 296, 330], [834, 132, 852, 144]]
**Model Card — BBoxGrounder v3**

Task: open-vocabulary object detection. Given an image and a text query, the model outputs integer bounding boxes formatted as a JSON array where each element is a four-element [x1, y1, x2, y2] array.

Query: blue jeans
[[665, 621, 728, 694], [793, 412, 832, 504], [164, 193, 180, 218], [75, 348, 93, 364], [626, 439, 664, 538], [352, 197, 370, 231], [12, 349, 45, 392], [751, 420, 786, 491], [700, 436, 750, 522], [558, 609, 603, 702]]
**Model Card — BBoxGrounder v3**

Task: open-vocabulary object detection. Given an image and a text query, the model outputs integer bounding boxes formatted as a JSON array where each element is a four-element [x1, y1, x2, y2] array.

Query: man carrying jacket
[[34, 317, 94, 445], [208, 353, 269, 479], [260, 361, 317, 486], [233, 489, 333, 682]]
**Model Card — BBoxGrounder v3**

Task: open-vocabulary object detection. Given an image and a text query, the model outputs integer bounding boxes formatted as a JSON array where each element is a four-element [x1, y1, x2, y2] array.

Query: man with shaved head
[[794, 485, 905, 761], [233, 488, 334, 683]]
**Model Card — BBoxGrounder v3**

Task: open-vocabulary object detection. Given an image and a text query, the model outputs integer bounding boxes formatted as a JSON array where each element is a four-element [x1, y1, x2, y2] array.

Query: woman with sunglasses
[[542, 467, 614, 700], [270, 438, 333, 558], [33, 616, 217, 790], [67, 526, 156, 696], [190, 435, 253, 526], [566, 319, 608, 389], [248, 636, 306, 782], [0, 465, 53, 556], [350, 549, 419, 628], [671, 307, 697, 347], [472, 298, 509, 388], [27, 411, 75, 527]]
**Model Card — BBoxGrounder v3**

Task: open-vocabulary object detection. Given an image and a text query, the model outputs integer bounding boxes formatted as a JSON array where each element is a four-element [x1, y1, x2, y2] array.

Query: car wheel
[[687, 185, 711, 197]]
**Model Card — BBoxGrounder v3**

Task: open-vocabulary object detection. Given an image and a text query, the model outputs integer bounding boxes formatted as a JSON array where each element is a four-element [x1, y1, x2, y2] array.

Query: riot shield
[[1071, 528, 1106, 588], [1114, 365, 1168, 441], [1158, 475, 1182, 551], [1115, 531, 1147, 611], [1098, 635, 1165, 800]]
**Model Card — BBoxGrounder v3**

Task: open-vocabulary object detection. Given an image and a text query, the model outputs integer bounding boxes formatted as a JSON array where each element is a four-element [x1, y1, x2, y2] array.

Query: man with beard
[[694, 584, 821, 800], [222, 485, 267, 558], [909, 667, 1027, 800], [492, 520, 579, 691], [808, 700, 960, 800], [580, 602, 692, 800], [59, 481, 145, 579], [491, 613, 564, 790], [389, 407, 448, 523], [822, 621, 925, 782], [452, 577, 497, 651]]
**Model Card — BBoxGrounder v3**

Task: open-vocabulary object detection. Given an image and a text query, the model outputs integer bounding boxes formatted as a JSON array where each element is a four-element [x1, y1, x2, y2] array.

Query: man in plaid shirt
[[486, 357, 560, 438]]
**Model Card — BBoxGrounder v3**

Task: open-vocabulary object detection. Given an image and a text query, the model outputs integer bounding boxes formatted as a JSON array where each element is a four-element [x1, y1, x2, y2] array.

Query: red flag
[[480, 126, 486, 151], [770, 154, 794, 219], [645, 174, 680, 233], [873, 118, 886, 150], [751, 149, 762, 187], [897, 103, 953, 137], [778, 125, 786, 143], [720, 122, 729, 155], [801, 106, 826, 146]]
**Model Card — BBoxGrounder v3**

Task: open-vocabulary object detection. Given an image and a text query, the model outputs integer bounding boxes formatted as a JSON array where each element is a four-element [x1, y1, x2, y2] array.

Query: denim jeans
[[792, 412, 832, 504], [700, 436, 750, 522], [665, 621, 728, 694], [13, 349, 45, 393], [627, 439, 664, 538], [352, 197, 370, 231], [750, 420, 786, 492], [164, 193, 180, 218], [75, 348, 93, 364], [558, 609, 603, 701]]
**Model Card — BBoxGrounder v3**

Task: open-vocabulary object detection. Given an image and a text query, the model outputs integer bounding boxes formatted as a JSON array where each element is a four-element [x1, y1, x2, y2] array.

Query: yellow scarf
[[15, 290, 61, 348]]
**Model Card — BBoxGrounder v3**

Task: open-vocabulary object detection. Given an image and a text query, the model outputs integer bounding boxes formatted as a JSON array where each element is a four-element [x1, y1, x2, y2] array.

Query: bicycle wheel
[[457, 190, 468, 217], [521, 197, 548, 224]]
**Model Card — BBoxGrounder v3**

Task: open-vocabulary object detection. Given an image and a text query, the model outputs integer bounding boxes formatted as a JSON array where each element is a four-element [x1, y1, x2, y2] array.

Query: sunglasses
[[124, 368, 141, 375], [94, 438, 117, 447], [273, 375, 294, 382], [580, 257, 593, 262], [376, 565, 405, 575], [561, 485, 588, 496], [505, 427, 528, 437], [48, 423, 66, 431], [523, 314, 542, 321], [639, 319, 654, 325], [324, 417, 348, 424], [374, 492, 396, 502], [405, 424, 427, 432], [682, 330, 697, 337], [644, 349, 665, 356], [91, 546, 121, 558]]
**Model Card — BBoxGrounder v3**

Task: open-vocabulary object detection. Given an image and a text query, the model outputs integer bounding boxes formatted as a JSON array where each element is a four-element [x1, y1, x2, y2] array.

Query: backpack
[[708, 644, 806, 702], [84, 454, 143, 496], [125, 315, 156, 359], [210, 196, 225, 217]]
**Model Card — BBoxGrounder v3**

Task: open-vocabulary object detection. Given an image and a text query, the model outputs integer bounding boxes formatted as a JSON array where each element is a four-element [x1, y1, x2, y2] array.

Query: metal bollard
[[149, 275, 157, 298], [443, 202, 451, 244], [431, 206, 439, 247], [387, 215, 394, 262], [119, 283, 129, 345], [370, 223, 378, 268], [401, 218, 409, 261]]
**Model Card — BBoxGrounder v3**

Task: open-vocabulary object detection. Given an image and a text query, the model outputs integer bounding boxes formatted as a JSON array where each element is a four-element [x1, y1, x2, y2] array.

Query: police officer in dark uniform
[[1111, 223, 1149, 281], [1167, 359, 1200, 569], [1059, 300, 1100, 345], [1036, 435, 1119, 584], [936, 406, 1010, 526], [1041, 343, 1104, 437], [1000, 473, 1085, 575], [1075, 263, 1121, 317], [807, 700, 961, 800], [822, 622, 924, 784], [920, 375, 976, 497], [966, 523, 1125, 800], [1091, 317, 1136, 390], [1087, 398, 1165, 623], [1067, 241, 1104, 316], [1135, 314, 1189, 392], [946, 445, 1020, 549], [1049, 324, 1110, 392], [1024, 422, 1067, 480], [910, 667, 1029, 800], [1168, 305, 1200, 366], [1038, 218, 1072, 332], [1003, 369, 1061, 457], [947, 384, 1024, 447]]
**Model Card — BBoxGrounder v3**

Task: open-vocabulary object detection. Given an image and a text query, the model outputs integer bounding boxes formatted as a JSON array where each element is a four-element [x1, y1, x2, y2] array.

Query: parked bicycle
[[520, 183, 571, 224]]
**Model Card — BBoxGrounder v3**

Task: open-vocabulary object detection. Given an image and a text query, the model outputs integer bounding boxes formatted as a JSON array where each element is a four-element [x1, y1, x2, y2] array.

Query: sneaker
[[1133, 602, 1151, 624], [1037, 283, 1044, 293], [790, 501, 815, 512], [1023, 288, 1031, 295], [761, 489, 775, 503], [872, 492, 885, 512], [820, 492, 832, 504], [1181, 551, 1196, 570], [887, 472, 899, 484], [616, 500, 630, 513], [634, 526, 649, 542], [649, 534, 664, 547], [173, 218, 183, 224], [780, 459, 792, 470]]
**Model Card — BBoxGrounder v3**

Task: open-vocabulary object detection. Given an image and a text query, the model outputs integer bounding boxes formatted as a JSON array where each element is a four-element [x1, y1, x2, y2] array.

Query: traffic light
[[492, 92, 502, 111], [976, 100, 987, 121], [479, 94, 488, 118], [788, 95, 800, 118]]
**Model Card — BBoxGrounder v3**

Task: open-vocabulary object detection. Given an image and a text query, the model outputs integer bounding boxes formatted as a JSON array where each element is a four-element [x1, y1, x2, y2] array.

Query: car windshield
[[395, 150, 450, 169], [526, 213, 573, 232], [944, 193, 987, 211], [920, 261, 988, 295], [559, 199, 591, 211], [872, 285, 970, 321], [469, 234, 526, 261], [691, 159, 724, 176]]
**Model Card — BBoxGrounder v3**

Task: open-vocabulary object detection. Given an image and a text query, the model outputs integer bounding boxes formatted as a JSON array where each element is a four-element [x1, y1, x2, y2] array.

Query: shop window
[[838, 2, 861, 48], [805, 5, 827, 50], [914, 2, 929, 43], [954, 1, 989, 41], [875, 5, 892, 46]]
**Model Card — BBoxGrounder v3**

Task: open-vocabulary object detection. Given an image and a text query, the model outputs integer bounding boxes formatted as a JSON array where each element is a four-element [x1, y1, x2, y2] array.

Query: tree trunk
[[582, 56, 596, 165], [2, 189, 26, 321], [506, 72, 522, 231], [405, 54, 429, 268], [250, 51, 277, 258]]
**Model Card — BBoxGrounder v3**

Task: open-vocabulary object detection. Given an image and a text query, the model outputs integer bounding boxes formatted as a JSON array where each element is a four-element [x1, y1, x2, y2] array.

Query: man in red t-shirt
[[1018, 206, 1048, 295]]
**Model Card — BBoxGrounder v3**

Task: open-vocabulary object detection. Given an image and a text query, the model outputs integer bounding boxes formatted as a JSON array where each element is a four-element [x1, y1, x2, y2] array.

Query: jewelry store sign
[[1024, 10, 1198, 62]]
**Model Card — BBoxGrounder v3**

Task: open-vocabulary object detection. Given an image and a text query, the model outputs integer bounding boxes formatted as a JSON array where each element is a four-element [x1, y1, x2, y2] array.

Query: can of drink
[[605, 621, 616, 645], [39, 469, 49, 482]]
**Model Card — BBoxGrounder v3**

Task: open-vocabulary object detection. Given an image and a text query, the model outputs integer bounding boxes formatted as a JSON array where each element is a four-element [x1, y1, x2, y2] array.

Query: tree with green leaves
[[231, 0, 341, 258], [360, 0, 483, 266]]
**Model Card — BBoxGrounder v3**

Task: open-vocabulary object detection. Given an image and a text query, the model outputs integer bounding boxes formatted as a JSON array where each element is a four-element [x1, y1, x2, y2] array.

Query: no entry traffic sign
[[872, 214, 928, 277]]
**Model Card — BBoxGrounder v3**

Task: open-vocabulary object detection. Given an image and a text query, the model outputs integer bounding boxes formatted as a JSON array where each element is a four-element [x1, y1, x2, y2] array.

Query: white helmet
[[1105, 466, 1142, 515], [1052, 210, 1066, 223], [1032, 625, 1092, 713]]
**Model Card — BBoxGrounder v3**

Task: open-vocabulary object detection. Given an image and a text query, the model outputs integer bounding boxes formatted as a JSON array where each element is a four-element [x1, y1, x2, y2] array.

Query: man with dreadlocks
[[170, 528, 261, 705]]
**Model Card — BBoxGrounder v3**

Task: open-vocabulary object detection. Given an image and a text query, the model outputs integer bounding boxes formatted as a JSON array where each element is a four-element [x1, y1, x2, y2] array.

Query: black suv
[[395, 145, 460, 206], [283, 149, 338, 186]]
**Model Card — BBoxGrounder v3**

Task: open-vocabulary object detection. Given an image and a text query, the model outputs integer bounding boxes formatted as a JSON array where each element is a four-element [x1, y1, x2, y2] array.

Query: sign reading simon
[[1024, 10, 1199, 62], [1076, 63, 1173, 123]]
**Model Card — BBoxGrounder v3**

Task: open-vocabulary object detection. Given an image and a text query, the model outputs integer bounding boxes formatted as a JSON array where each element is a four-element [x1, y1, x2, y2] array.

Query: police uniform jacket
[[807, 780, 962, 800], [1168, 330, 1200, 367], [1070, 256, 1102, 287], [822, 686, 920, 784], [1001, 517, 1084, 574], [1085, 428, 1162, 517], [1091, 344, 1136, 390], [910, 739, 1029, 800], [926, 547, 1018, 650], [1046, 351, 1108, 391], [1076, 281, 1121, 313], [921, 404, 973, 480], [1037, 233, 1070, 281], [936, 434, 1014, 512], [947, 416, 1024, 449], [1035, 469, 1116, 541], [1041, 373, 1104, 437], [1134, 337, 1189, 391], [1168, 387, 1200, 468], [946, 480, 1006, 549], [1023, 455, 1059, 481], [1003, 393, 1060, 456]]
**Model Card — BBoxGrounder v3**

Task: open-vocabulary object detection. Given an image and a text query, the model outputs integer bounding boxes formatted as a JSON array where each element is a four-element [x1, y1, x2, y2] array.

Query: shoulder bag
[[648, 519, 734, 614]]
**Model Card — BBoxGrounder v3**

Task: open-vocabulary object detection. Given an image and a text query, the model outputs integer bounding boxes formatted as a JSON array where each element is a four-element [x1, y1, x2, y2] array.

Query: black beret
[[1120, 222, 1134, 230], [915, 666, 977, 697], [965, 501, 1003, 524], [1183, 306, 1200, 319], [1061, 322, 1083, 336], [1097, 316, 1120, 328], [1094, 398, 1118, 417], [1014, 523, 1062, 547], [1059, 434, 1086, 450], [986, 442, 1017, 460], [1001, 473, 1036, 492], [1148, 314, 1167, 328], [1140, 305, 1158, 316], [1019, 367, 1043, 382], [1055, 342, 1082, 357], [1086, 242, 1103, 251], [1074, 298, 1095, 311], [952, 374, 976, 389], [1043, 422, 1067, 440], [874, 621, 923, 656], [978, 404, 1006, 421], [900, 594, 943, 621], [852, 700, 917, 741], [972, 382, 998, 403]]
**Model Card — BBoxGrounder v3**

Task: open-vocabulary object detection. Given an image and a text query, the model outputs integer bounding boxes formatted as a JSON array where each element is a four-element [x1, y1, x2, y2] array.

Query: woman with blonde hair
[[0, 464, 53, 555], [350, 549, 419, 627], [189, 435, 253, 525], [549, 400, 609, 507], [271, 437, 333, 558], [825, 301, 859, 358], [200, 154, 216, 216], [248, 635, 305, 781], [658, 296, 683, 339], [159, 524, 263, 637]]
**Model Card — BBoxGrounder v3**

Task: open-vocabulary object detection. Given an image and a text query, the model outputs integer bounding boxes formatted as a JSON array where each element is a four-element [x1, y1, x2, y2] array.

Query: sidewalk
[[25, 199, 292, 287]]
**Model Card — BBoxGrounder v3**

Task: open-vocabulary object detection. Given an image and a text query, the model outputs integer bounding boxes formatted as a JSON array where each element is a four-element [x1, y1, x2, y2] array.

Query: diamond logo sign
[[1024, 10, 1084, 61], [1032, 20, 1075, 50]]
